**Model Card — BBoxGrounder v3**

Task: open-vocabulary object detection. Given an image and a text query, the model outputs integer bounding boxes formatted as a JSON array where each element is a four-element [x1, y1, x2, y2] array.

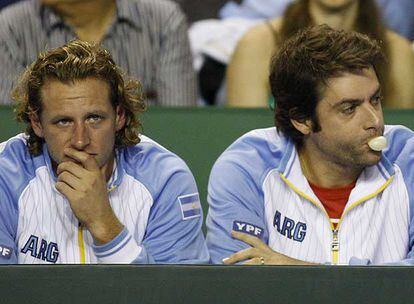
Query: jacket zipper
[[331, 229, 340, 264], [280, 174, 339, 263], [78, 222, 86, 264], [281, 173, 393, 265]]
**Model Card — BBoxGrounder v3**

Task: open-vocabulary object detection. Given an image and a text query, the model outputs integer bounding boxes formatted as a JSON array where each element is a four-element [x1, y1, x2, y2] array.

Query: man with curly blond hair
[[0, 40, 208, 264]]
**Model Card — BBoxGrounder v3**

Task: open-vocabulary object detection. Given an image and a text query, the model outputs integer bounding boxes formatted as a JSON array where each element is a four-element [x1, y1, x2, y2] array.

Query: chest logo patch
[[20, 235, 59, 263], [273, 210, 307, 242]]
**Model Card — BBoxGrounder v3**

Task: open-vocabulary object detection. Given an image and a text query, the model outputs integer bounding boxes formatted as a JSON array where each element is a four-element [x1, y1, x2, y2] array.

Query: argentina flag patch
[[178, 193, 202, 220]]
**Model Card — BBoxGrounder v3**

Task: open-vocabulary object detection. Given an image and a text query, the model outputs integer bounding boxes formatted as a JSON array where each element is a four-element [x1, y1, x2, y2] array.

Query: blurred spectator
[[226, 0, 414, 108], [189, 18, 258, 105], [219, 0, 290, 20], [376, 0, 414, 41], [220, 0, 414, 41], [0, 0, 197, 106]]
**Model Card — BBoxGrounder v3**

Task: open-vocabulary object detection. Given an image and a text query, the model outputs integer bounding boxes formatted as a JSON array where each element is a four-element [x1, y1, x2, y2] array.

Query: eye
[[87, 114, 103, 123], [342, 105, 356, 115], [371, 95, 383, 106], [55, 119, 72, 126]]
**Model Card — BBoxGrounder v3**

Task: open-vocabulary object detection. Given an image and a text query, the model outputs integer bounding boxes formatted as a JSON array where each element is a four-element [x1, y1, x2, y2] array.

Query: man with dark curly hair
[[207, 25, 414, 266], [0, 40, 208, 264]]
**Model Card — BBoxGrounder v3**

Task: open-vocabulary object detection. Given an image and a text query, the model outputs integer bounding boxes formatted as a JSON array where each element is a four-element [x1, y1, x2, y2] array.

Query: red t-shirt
[[309, 181, 356, 228]]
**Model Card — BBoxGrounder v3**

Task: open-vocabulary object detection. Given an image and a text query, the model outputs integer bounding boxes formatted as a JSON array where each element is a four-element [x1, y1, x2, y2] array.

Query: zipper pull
[[331, 229, 339, 251]]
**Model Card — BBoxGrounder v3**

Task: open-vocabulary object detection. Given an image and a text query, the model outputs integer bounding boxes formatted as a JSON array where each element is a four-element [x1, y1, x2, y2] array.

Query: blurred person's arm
[[226, 19, 281, 107], [157, 2, 197, 106], [385, 30, 414, 108], [0, 3, 31, 106]]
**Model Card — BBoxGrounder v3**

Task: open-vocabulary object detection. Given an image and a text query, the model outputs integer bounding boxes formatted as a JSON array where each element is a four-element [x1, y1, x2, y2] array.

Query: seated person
[[220, 0, 414, 41], [227, 0, 414, 108], [0, 40, 208, 264], [207, 25, 414, 265], [0, 0, 197, 106]]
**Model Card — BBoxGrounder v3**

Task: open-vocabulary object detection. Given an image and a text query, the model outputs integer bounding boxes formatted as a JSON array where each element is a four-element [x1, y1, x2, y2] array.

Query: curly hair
[[270, 25, 385, 147], [12, 40, 146, 155]]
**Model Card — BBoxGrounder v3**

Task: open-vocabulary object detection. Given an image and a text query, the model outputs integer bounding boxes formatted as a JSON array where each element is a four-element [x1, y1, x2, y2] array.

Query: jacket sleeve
[[92, 166, 209, 264], [0, 185, 18, 263], [138, 166, 209, 264], [206, 155, 268, 264], [384, 126, 414, 265]]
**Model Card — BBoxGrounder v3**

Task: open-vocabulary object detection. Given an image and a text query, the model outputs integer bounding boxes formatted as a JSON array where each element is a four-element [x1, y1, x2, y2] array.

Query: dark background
[[174, 0, 240, 23]]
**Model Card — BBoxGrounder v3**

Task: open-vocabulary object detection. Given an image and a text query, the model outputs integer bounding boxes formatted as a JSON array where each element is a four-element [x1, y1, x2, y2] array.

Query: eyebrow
[[334, 86, 381, 108], [85, 110, 108, 117], [49, 115, 72, 123]]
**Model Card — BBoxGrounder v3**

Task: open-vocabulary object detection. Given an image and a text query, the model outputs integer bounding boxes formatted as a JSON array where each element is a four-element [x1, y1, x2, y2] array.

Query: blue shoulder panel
[[121, 136, 209, 264], [384, 126, 414, 264], [206, 127, 290, 263], [0, 134, 45, 264], [384, 125, 414, 264]]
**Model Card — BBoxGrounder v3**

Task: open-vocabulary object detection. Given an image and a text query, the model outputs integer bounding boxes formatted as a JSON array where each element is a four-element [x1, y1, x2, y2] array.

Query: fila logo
[[273, 210, 307, 242], [21, 235, 59, 263], [233, 220, 264, 239]]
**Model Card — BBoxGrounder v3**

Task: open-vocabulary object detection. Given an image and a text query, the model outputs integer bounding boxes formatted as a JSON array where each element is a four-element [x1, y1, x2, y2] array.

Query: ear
[[29, 110, 44, 138], [115, 105, 126, 131], [290, 118, 313, 136]]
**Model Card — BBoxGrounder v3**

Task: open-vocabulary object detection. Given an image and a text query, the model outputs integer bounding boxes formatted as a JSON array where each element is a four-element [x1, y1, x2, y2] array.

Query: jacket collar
[[277, 137, 395, 206]]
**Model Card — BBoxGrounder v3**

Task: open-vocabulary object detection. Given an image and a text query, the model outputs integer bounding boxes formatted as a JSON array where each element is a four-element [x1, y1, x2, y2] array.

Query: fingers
[[243, 257, 265, 265], [231, 230, 267, 250], [56, 161, 84, 178], [55, 180, 76, 197], [224, 231, 302, 266], [64, 148, 99, 171], [222, 231, 271, 265], [222, 247, 259, 265], [57, 171, 84, 191]]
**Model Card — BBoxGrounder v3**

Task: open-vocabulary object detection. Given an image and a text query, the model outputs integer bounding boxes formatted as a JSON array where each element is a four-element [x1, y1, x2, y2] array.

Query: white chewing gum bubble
[[368, 136, 387, 151]]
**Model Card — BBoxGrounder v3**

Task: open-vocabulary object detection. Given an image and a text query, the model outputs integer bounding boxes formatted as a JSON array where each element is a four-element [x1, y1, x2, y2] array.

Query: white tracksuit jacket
[[207, 125, 414, 265], [0, 134, 209, 264]]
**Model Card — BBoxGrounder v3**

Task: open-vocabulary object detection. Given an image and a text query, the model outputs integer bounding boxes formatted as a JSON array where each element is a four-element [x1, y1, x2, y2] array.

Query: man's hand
[[223, 231, 314, 265], [55, 148, 123, 245]]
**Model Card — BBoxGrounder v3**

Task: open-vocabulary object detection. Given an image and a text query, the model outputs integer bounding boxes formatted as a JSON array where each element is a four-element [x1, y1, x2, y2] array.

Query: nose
[[70, 122, 90, 150], [362, 103, 383, 133]]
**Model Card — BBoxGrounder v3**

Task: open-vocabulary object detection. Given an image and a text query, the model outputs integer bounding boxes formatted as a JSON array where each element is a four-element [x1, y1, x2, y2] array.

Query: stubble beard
[[328, 141, 382, 171]]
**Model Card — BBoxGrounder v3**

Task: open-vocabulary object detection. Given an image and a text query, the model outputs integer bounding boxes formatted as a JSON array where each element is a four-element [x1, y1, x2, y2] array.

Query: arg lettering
[[273, 211, 307, 242], [21, 235, 59, 263]]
